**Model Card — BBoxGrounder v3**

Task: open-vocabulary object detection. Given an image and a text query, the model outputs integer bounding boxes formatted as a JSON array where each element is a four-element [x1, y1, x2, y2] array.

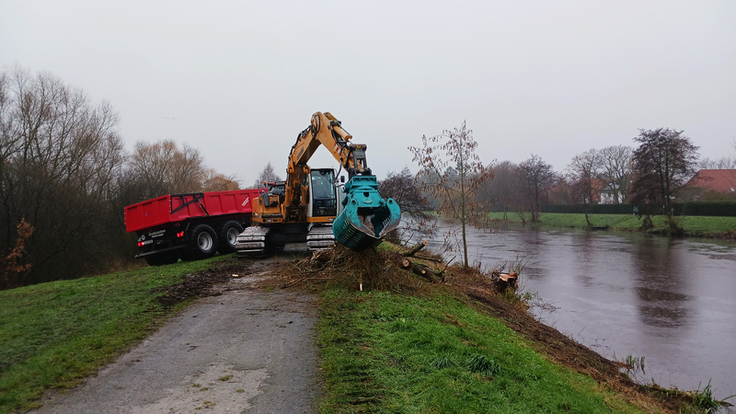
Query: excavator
[[236, 112, 401, 257]]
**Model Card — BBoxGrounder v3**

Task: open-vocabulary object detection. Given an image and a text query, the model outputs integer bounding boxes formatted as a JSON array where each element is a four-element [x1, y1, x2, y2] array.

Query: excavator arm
[[243, 112, 400, 254], [282, 112, 373, 220], [288, 111, 371, 177]]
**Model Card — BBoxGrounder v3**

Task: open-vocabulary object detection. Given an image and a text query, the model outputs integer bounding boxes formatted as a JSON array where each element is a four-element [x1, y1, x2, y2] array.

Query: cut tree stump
[[490, 271, 518, 293]]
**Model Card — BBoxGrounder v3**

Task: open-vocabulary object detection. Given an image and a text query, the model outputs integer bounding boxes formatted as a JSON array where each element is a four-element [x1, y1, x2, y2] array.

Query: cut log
[[387, 252, 411, 268], [410, 263, 427, 276], [410, 263, 440, 283], [402, 240, 428, 257]]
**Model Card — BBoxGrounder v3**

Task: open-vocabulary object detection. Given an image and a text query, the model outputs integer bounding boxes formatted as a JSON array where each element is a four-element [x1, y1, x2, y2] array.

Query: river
[[426, 223, 736, 402]]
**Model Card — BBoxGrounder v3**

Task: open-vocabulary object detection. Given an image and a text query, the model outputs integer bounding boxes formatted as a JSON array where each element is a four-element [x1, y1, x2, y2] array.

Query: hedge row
[[681, 201, 736, 217], [542, 204, 635, 214], [538, 202, 736, 217]]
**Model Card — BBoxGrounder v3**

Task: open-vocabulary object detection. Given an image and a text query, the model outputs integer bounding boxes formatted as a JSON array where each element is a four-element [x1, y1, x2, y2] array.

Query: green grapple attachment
[[333, 176, 401, 251]]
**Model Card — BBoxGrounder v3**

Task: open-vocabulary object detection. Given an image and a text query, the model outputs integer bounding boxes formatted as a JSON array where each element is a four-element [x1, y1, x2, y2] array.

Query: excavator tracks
[[306, 225, 336, 250], [236, 224, 335, 258], [236, 226, 270, 258]]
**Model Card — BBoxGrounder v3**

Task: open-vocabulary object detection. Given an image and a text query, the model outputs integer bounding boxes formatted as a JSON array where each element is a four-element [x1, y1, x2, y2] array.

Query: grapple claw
[[332, 176, 401, 251]]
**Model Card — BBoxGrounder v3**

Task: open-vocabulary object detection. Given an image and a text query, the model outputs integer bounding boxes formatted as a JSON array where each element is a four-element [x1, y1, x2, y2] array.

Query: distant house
[[679, 169, 736, 201], [599, 183, 623, 204]]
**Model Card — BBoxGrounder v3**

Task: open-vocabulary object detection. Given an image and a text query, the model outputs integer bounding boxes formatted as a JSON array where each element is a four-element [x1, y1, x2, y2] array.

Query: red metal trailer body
[[124, 189, 264, 265]]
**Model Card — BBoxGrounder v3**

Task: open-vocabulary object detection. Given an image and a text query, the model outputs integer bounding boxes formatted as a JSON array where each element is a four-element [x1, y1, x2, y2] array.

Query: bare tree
[[128, 140, 206, 199], [203, 168, 240, 191], [254, 162, 281, 187], [378, 167, 433, 219], [477, 161, 520, 218], [597, 145, 633, 203], [378, 167, 436, 244], [408, 121, 492, 267], [0, 67, 127, 286], [566, 149, 599, 226], [547, 176, 576, 206], [630, 128, 699, 232], [698, 156, 736, 170], [518, 154, 557, 223]]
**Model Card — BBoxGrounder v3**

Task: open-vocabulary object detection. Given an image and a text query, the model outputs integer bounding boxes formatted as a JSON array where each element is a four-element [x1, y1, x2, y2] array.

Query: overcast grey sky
[[2, 1, 734, 184]]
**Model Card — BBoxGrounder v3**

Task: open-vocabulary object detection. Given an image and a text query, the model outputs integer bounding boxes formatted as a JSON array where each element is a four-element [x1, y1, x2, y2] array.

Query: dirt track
[[31, 260, 320, 414]]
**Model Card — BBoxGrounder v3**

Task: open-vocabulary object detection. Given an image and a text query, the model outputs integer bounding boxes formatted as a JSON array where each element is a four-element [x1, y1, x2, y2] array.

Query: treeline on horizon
[[0, 68, 240, 289], [415, 144, 736, 220], [2, 68, 735, 289]]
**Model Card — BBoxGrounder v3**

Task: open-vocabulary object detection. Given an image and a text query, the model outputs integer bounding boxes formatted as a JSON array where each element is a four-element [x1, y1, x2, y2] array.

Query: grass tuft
[[465, 354, 500, 377], [691, 381, 735, 413], [430, 356, 454, 369]]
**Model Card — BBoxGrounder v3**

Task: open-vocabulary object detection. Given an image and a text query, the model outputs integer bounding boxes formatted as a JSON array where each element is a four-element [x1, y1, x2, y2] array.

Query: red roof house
[[680, 169, 736, 201]]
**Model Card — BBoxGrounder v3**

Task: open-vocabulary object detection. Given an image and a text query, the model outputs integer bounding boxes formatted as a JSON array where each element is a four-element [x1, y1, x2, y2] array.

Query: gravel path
[[31, 267, 320, 414]]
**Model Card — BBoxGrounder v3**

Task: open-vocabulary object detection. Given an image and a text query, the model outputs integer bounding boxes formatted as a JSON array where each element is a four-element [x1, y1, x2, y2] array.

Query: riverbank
[[2, 250, 722, 413], [317, 287, 676, 413], [282, 246, 719, 413], [488, 212, 736, 238]]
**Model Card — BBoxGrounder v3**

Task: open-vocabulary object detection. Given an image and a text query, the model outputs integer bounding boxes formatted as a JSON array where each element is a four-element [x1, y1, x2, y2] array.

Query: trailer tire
[[185, 224, 218, 260], [217, 221, 244, 254]]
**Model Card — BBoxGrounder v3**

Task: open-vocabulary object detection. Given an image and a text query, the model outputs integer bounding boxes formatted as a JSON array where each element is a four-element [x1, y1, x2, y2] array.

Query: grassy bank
[[3, 247, 716, 414], [488, 212, 736, 237], [0, 255, 230, 413], [317, 286, 664, 413]]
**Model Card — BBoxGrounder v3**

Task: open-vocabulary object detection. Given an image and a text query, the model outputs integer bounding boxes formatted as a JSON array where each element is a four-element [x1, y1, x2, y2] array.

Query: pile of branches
[[278, 241, 447, 291], [278, 241, 518, 295]]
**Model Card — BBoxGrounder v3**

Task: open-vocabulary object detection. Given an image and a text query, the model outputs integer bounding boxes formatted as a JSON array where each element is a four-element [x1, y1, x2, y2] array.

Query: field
[[488, 212, 736, 237]]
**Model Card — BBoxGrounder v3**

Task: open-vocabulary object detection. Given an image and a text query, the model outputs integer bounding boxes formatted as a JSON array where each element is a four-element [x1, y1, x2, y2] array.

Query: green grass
[[489, 212, 736, 237], [317, 287, 651, 413], [0, 255, 230, 413]]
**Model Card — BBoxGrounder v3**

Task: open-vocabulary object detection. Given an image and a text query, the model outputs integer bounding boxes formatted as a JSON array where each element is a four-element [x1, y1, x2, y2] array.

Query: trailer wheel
[[185, 224, 218, 259], [217, 221, 244, 254]]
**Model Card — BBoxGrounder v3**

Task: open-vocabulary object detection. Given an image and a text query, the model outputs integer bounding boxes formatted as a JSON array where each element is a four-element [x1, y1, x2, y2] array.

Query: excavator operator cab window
[[310, 169, 337, 217], [268, 183, 286, 205]]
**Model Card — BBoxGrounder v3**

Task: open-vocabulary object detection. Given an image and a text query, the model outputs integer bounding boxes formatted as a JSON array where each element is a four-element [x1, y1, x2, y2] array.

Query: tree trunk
[[402, 240, 428, 257]]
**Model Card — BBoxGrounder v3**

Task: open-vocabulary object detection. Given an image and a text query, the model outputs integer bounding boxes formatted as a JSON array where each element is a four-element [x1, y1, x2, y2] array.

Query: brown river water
[[427, 223, 736, 402]]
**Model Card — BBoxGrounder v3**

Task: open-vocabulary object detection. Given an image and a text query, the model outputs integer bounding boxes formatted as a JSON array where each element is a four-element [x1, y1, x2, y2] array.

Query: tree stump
[[490, 271, 518, 293]]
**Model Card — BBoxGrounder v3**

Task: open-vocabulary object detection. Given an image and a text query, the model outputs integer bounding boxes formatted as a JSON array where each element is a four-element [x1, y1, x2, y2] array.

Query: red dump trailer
[[125, 189, 263, 265]]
